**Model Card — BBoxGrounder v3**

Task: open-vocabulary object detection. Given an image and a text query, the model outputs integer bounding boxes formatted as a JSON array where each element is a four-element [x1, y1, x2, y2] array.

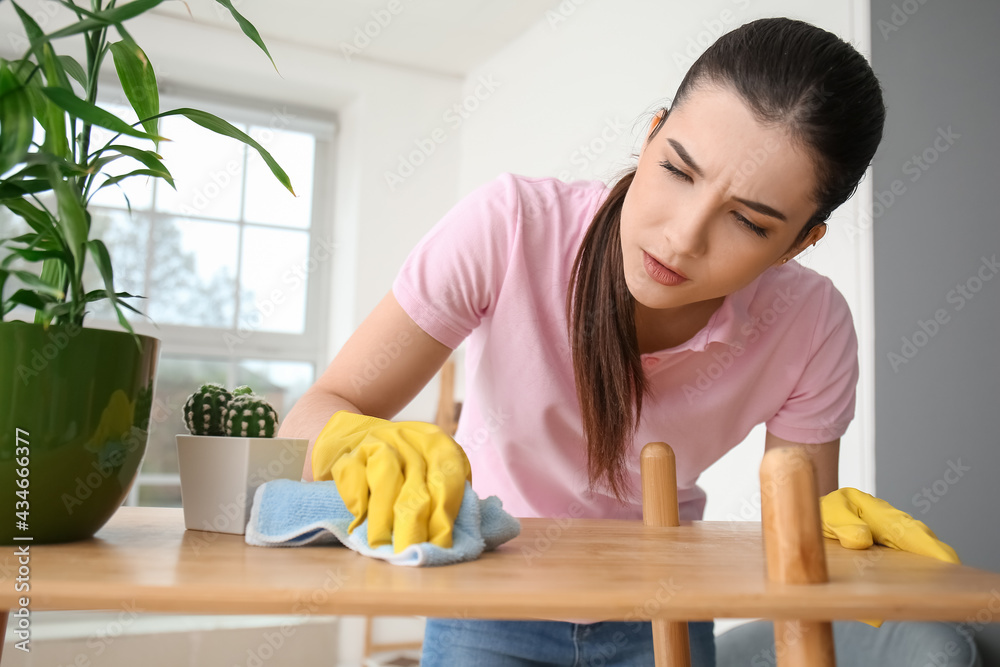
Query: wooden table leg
[[641, 442, 691, 667], [760, 447, 836, 667]]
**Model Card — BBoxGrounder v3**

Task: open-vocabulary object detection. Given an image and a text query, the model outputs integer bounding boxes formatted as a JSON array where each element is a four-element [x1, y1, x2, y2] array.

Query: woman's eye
[[659, 160, 691, 182], [735, 212, 768, 239]]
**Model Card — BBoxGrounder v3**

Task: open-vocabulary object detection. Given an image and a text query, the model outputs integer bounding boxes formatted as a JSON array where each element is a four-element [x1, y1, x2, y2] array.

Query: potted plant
[[0, 1, 294, 544], [176, 383, 307, 535]]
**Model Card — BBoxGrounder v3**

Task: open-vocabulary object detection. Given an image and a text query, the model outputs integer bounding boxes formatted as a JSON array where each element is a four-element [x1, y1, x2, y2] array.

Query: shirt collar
[[653, 265, 773, 355]]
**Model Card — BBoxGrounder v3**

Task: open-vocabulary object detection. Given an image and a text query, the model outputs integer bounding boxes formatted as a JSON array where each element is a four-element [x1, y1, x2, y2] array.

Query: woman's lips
[[642, 251, 689, 286]]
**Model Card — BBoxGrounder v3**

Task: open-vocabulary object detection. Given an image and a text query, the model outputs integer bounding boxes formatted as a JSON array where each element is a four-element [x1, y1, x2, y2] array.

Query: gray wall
[[870, 0, 1000, 661]]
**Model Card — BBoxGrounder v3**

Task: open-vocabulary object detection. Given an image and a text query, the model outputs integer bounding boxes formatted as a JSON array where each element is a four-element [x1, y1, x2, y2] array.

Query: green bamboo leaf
[[11, 3, 73, 158], [85, 238, 117, 303], [93, 168, 165, 193], [86, 238, 134, 334], [0, 61, 20, 96], [0, 268, 8, 312], [4, 246, 65, 264], [45, 0, 168, 41], [83, 289, 143, 303], [8, 288, 55, 310], [212, 0, 279, 73], [155, 108, 295, 195], [43, 301, 79, 320], [41, 87, 164, 142], [108, 145, 173, 187], [41, 42, 72, 90], [110, 300, 141, 341], [34, 46, 71, 156], [109, 40, 159, 140], [0, 180, 52, 200], [3, 232, 38, 246], [24, 150, 89, 175], [11, 270, 64, 298], [47, 164, 87, 276], [0, 65, 33, 175], [57, 55, 87, 89], [10, 2, 46, 62]]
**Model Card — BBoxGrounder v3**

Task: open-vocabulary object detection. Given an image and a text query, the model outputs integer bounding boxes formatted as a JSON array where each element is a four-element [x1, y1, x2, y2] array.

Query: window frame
[[77, 84, 337, 505]]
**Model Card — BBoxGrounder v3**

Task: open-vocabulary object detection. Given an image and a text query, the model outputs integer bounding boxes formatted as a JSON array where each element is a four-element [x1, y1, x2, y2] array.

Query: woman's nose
[[664, 201, 711, 258]]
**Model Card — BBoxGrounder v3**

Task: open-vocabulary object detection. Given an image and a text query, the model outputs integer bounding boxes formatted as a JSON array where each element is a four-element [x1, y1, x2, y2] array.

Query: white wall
[[455, 0, 876, 521]]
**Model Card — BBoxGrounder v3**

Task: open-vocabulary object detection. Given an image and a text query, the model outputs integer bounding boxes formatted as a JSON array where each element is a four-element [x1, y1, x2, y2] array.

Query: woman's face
[[620, 84, 826, 317]]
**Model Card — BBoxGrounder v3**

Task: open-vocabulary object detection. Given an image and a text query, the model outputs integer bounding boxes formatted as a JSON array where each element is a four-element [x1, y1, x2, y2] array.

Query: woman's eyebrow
[[667, 138, 788, 223], [667, 139, 704, 177]]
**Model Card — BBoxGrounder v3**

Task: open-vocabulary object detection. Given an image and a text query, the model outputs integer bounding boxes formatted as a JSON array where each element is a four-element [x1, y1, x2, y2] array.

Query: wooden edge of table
[[0, 507, 997, 626]]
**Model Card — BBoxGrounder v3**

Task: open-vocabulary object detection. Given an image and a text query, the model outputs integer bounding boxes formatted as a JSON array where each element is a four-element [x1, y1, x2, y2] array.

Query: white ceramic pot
[[175, 435, 308, 534]]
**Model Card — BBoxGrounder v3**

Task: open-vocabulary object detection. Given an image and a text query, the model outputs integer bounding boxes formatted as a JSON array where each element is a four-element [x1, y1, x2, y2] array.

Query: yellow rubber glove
[[820, 487, 960, 562], [312, 411, 472, 554], [820, 487, 961, 628]]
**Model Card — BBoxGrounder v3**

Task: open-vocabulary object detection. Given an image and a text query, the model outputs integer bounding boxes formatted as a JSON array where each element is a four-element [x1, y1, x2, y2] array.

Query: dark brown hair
[[566, 17, 886, 504]]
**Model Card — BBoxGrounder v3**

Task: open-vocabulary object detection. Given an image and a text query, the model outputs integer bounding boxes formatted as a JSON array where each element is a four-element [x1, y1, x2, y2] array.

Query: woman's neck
[[633, 296, 726, 354]]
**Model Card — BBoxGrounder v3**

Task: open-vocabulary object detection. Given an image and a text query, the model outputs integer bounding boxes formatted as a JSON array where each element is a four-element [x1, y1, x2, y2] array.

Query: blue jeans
[[715, 620, 981, 667], [420, 617, 716, 666]]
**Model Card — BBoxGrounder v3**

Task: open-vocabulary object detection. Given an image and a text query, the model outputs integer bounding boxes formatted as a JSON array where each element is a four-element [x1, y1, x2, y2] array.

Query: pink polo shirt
[[393, 173, 857, 522]]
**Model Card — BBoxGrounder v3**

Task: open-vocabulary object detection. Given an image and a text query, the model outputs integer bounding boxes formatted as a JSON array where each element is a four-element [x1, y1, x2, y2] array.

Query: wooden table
[[2, 507, 999, 621], [2, 446, 999, 666]]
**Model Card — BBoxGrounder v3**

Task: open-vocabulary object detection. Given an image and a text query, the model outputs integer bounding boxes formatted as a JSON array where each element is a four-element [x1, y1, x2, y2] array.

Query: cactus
[[225, 393, 279, 438], [183, 382, 233, 436], [233, 385, 254, 397]]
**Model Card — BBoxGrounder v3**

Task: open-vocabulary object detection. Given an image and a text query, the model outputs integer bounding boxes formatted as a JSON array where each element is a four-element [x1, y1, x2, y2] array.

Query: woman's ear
[[648, 109, 668, 138], [778, 223, 828, 266]]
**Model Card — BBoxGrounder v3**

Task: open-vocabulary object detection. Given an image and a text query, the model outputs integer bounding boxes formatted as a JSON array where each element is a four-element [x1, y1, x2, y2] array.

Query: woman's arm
[[764, 431, 840, 497], [279, 290, 453, 480]]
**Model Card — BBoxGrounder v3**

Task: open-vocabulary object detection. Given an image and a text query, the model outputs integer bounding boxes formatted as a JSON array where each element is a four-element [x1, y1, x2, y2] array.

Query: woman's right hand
[[277, 290, 454, 481], [312, 410, 472, 553]]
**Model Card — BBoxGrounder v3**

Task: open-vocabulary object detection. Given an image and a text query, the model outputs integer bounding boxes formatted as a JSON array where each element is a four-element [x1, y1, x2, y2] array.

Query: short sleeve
[[392, 174, 518, 349], [765, 280, 859, 443]]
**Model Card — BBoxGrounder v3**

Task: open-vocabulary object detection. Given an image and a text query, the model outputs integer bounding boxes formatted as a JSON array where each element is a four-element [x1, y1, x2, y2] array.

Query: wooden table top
[[2, 507, 998, 622]]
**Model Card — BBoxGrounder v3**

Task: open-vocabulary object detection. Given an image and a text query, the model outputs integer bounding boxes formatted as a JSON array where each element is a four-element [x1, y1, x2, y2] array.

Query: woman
[[283, 17, 970, 666]]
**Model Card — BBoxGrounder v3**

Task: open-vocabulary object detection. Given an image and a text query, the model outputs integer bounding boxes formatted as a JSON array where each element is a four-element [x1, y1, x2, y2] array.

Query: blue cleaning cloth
[[245, 478, 521, 566]]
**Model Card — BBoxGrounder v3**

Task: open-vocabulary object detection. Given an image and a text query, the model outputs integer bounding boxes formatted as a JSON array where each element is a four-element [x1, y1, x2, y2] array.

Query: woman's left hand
[[820, 487, 960, 563]]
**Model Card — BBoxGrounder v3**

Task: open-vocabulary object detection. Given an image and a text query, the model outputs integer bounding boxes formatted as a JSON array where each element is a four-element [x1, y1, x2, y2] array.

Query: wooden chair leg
[[641, 442, 691, 667], [759, 447, 837, 667]]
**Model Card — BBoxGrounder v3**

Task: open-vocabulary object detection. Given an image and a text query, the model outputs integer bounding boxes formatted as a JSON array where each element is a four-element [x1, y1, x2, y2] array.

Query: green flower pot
[[0, 320, 160, 544]]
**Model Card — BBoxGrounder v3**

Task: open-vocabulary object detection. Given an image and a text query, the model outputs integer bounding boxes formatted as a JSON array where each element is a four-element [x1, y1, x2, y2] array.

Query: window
[[1, 87, 337, 507]]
